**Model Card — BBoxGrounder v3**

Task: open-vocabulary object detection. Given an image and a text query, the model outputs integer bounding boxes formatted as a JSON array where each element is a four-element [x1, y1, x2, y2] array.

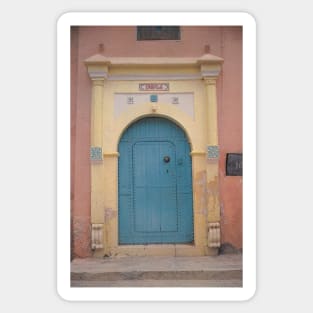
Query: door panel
[[118, 117, 193, 244], [133, 141, 177, 233]]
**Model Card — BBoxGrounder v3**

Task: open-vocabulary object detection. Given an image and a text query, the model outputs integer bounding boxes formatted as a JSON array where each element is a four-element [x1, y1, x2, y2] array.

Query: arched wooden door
[[118, 117, 193, 244]]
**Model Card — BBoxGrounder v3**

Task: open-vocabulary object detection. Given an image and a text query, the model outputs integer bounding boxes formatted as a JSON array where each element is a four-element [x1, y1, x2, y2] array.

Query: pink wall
[[217, 28, 243, 250], [71, 27, 92, 257], [71, 26, 243, 257]]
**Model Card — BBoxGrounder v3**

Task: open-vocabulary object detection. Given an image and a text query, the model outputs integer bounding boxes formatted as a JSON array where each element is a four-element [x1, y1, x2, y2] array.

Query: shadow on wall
[[219, 243, 242, 255]]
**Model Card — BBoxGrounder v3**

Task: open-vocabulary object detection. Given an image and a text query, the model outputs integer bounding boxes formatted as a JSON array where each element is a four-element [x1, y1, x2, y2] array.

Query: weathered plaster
[[71, 216, 92, 258], [85, 56, 222, 255], [71, 26, 243, 255]]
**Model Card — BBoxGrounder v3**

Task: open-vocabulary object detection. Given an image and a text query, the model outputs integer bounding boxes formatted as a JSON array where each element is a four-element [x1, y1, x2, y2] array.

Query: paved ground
[[71, 279, 242, 287], [71, 254, 242, 287]]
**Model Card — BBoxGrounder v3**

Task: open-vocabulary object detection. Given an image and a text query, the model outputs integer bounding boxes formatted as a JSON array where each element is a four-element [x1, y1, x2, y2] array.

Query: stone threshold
[[93, 244, 218, 257]]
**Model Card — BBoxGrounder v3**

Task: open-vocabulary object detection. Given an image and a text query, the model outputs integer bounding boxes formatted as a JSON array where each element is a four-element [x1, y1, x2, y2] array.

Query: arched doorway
[[118, 117, 193, 244]]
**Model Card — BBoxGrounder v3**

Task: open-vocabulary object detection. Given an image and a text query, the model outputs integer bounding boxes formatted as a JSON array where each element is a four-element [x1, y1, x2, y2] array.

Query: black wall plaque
[[226, 153, 242, 176]]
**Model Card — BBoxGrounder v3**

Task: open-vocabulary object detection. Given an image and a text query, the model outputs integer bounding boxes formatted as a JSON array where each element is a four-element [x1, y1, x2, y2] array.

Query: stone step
[[71, 269, 242, 281], [71, 254, 242, 287]]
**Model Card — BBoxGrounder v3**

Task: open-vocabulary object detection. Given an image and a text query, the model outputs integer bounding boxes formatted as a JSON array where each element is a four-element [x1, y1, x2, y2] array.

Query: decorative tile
[[208, 145, 219, 159], [172, 96, 179, 104], [90, 146, 103, 161], [150, 94, 158, 102], [127, 96, 135, 104]]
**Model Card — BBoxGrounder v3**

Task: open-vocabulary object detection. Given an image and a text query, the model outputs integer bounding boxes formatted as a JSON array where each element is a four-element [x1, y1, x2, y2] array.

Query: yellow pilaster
[[202, 71, 222, 250], [204, 77, 218, 146], [87, 68, 108, 254], [102, 153, 119, 252], [190, 151, 208, 247], [91, 78, 104, 146]]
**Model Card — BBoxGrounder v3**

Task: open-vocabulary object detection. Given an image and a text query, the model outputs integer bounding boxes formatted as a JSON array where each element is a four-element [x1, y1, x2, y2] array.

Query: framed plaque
[[226, 153, 242, 176]]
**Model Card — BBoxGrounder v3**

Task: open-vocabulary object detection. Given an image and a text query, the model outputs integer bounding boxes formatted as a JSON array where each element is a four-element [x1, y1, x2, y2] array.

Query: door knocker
[[163, 156, 170, 163]]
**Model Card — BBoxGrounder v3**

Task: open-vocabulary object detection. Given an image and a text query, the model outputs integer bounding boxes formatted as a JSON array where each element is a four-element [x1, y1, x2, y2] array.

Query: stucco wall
[[71, 26, 242, 257], [218, 28, 243, 249]]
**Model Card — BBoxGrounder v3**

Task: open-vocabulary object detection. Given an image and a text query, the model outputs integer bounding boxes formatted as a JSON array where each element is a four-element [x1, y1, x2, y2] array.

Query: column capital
[[91, 78, 105, 87], [88, 70, 108, 81], [200, 62, 222, 85], [85, 54, 110, 81], [203, 77, 218, 86]]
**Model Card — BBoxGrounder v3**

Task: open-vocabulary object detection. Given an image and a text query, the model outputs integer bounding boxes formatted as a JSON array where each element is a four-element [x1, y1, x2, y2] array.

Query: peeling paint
[[71, 216, 92, 258], [207, 176, 220, 217], [194, 171, 207, 215], [71, 27, 243, 255], [104, 208, 117, 220]]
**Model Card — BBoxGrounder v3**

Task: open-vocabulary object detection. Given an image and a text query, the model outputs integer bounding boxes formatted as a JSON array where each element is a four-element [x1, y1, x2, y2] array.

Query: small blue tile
[[90, 146, 102, 161], [150, 94, 158, 102], [208, 146, 219, 159]]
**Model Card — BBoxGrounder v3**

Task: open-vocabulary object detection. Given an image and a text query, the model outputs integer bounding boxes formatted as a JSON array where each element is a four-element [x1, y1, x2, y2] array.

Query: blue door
[[118, 117, 193, 244]]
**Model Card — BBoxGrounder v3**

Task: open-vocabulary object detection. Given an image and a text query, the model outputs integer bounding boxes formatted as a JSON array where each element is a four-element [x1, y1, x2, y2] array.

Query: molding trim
[[88, 71, 108, 79], [201, 70, 221, 78], [108, 73, 203, 81], [103, 152, 120, 157], [85, 54, 223, 66]]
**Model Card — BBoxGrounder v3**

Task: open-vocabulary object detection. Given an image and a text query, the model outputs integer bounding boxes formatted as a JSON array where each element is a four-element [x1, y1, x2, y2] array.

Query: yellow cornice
[[85, 54, 223, 68]]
